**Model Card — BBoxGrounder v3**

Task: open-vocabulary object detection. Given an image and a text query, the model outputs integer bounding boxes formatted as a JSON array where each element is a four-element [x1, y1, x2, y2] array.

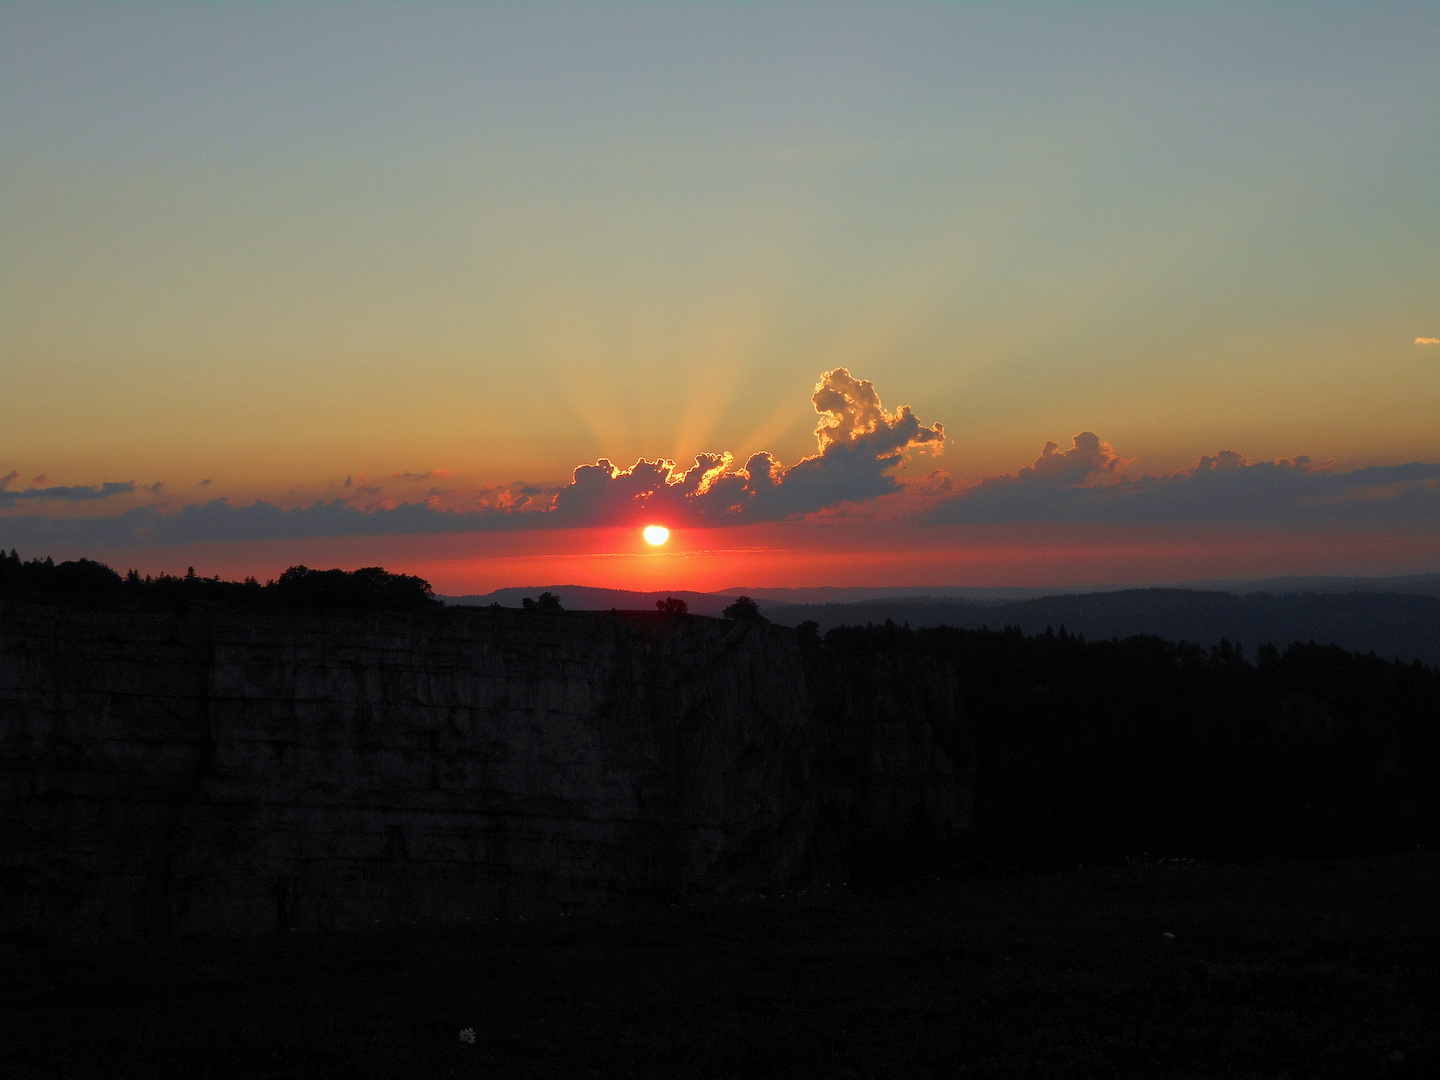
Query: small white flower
[[459, 1027, 476, 1045]]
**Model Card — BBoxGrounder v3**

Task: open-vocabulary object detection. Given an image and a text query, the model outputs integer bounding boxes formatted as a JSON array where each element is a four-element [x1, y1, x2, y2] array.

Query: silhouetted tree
[[0, 553, 121, 601], [795, 620, 822, 651], [723, 595, 764, 621], [522, 591, 562, 611], [656, 597, 688, 615], [271, 565, 436, 609]]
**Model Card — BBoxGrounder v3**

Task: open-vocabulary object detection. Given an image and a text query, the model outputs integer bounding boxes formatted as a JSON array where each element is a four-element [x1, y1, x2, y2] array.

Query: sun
[[643, 525, 669, 546]]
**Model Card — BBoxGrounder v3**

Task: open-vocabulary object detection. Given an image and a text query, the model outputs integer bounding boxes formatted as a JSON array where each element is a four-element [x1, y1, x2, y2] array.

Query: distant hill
[[759, 589, 1440, 664], [443, 579, 1440, 663], [1213, 573, 1440, 598], [444, 585, 738, 616], [728, 574, 1440, 605], [442, 583, 1081, 610], [446, 574, 1440, 613]]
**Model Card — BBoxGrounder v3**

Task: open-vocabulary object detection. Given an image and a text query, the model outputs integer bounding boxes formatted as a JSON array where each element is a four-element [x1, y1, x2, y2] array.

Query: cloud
[[1417, 337, 1439, 345], [393, 469, 452, 481], [928, 435, 1440, 525], [1017, 431, 1120, 486], [550, 368, 943, 526], [0, 498, 532, 549], [812, 368, 945, 456], [19, 370, 1440, 550], [0, 370, 944, 547], [924, 432, 1122, 523], [0, 479, 136, 510]]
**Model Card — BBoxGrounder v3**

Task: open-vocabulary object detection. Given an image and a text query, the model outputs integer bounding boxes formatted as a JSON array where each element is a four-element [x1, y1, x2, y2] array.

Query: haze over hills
[[735, 575, 1440, 605], [446, 573, 1440, 611], [759, 590, 1440, 665], [446, 586, 740, 617], [445, 576, 1440, 664]]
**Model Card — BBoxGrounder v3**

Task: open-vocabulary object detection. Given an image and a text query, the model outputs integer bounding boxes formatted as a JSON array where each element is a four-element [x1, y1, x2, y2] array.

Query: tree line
[[0, 551, 438, 611]]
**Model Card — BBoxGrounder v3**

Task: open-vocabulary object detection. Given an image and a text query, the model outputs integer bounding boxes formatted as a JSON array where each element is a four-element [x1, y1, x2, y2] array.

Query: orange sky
[[55, 522, 1440, 597], [3, 5, 1438, 589]]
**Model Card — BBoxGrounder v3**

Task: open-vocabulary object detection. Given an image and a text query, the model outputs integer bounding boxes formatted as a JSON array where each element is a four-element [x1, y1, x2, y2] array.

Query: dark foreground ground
[[3, 854, 1437, 1079]]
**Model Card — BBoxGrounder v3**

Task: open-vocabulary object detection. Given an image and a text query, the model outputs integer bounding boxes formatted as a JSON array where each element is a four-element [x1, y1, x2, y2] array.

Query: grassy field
[[3, 853, 1437, 1078]]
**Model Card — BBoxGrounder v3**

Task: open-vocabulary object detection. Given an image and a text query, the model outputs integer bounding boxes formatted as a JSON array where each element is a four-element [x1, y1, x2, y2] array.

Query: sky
[[2, 2, 1438, 593]]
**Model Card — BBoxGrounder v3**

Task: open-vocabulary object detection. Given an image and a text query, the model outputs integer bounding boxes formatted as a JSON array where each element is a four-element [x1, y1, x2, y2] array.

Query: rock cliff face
[[0, 601, 969, 937]]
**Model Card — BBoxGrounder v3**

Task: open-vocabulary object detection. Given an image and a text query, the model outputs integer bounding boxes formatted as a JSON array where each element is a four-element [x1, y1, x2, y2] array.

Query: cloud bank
[[0, 370, 944, 547], [0, 472, 136, 510], [6, 379, 1440, 552], [928, 435, 1440, 525]]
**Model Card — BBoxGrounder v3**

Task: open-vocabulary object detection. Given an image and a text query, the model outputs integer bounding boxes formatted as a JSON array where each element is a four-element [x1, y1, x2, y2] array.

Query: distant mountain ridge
[[445, 586, 739, 617], [445, 573, 1440, 612], [444, 578, 1440, 663], [760, 589, 1440, 665]]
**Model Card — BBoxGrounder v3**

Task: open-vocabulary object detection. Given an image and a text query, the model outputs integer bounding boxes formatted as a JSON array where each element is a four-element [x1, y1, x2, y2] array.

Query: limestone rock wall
[[0, 601, 969, 937]]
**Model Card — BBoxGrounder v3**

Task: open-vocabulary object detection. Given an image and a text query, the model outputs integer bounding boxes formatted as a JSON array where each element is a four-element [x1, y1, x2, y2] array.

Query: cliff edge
[[1, 601, 968, 936]]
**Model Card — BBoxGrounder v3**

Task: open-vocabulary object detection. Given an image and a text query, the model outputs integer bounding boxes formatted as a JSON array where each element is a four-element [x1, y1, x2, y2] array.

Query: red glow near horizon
[[41, 522, 1440, 597]]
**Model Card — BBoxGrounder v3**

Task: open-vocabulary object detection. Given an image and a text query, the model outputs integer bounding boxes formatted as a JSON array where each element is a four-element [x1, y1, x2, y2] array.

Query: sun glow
[[643, 525, 670, 546]]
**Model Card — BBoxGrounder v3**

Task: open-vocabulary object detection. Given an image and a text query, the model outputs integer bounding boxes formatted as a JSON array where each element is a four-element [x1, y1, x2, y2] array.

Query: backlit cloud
[[0, 371, 944, 546], [9, 380, 1440, 553], [1417, 337, 1439, 345], [550, 368, 944, 526]]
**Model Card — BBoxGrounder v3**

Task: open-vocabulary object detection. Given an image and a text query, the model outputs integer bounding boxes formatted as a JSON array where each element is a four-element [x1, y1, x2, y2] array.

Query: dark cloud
[[393, 469, 452, 481], [0, 498, 534, 549], [1017, 432, 1121, 486], [928, 436, 1440, 525], [0, 477, 136, 510]]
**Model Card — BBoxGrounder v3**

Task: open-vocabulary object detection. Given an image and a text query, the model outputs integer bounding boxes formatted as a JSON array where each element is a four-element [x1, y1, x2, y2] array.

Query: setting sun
[[643, 525, 669, 546]]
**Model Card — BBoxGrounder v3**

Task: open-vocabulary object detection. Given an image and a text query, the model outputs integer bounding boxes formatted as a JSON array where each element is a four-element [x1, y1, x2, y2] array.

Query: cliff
[[0, 601, 969, 937]]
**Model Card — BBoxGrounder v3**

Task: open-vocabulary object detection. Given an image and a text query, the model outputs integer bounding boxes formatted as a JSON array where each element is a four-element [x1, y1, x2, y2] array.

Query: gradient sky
[[3, 2, 1438, 592]]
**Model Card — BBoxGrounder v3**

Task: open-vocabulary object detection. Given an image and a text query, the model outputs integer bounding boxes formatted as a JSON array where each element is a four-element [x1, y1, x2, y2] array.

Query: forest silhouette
[[0, 550, 437, 611]]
